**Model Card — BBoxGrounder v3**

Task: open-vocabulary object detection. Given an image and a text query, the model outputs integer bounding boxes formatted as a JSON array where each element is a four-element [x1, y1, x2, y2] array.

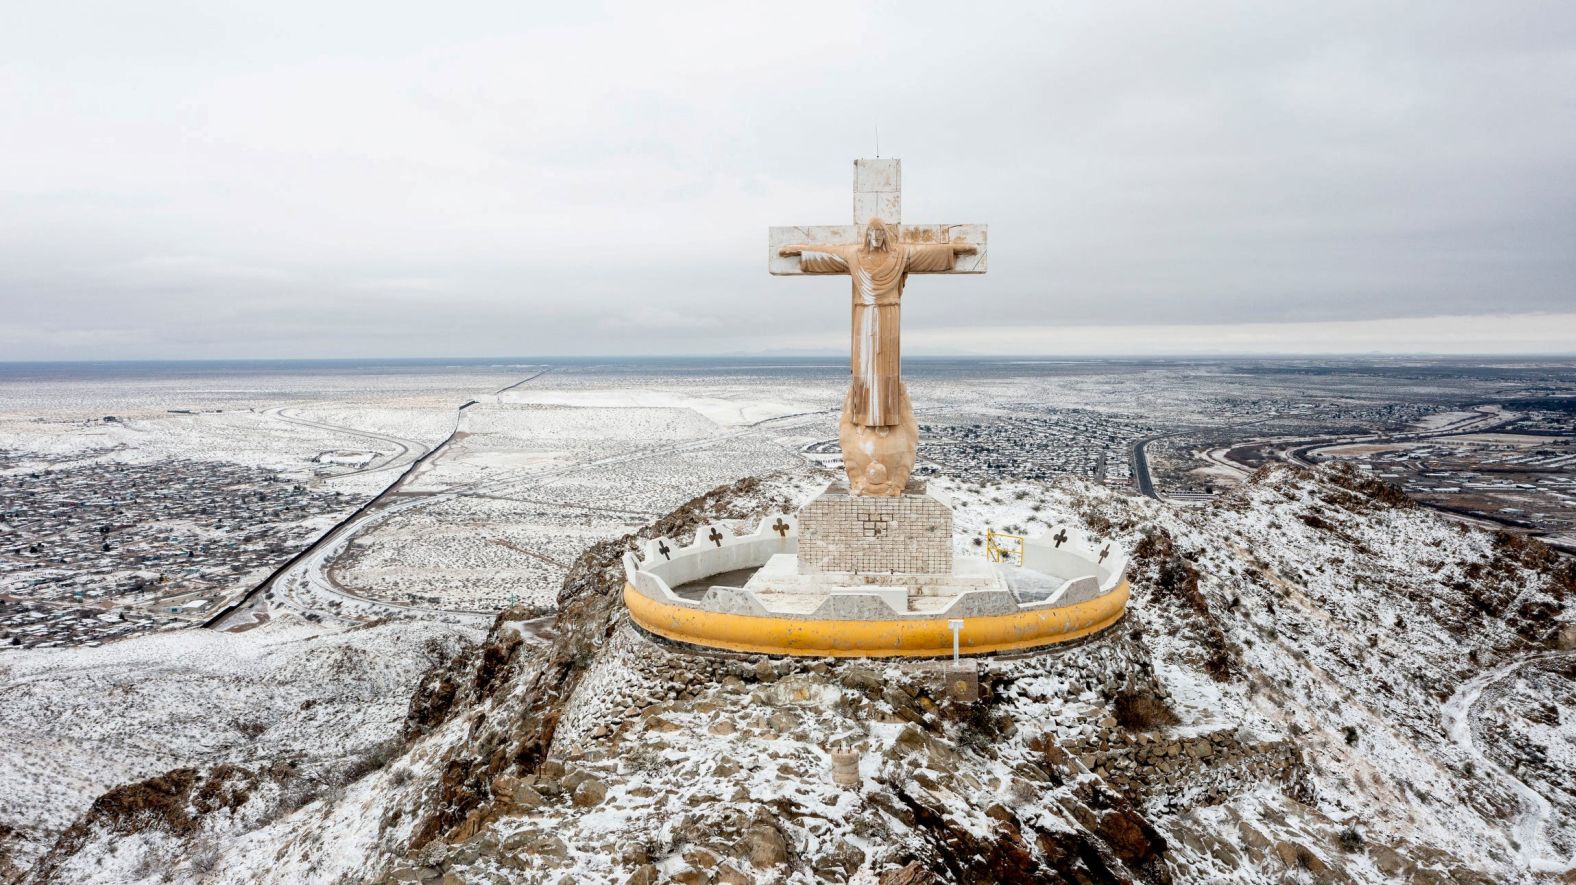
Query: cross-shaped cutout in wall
[[1052, 529, 1069, 548], [1099, 545, 1110, 562], [708, 528, 724, 547], [657, 541, 671, 560], [772, 518, 790, 537]]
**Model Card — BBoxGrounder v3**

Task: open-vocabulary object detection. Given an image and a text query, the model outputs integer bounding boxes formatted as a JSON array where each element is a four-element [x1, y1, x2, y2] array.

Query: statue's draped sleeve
[[799, 247, 851, 274], [902, 243, 957, 274]]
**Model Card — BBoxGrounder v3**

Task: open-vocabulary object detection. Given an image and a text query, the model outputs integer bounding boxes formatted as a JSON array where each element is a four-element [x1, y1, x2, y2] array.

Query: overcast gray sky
[[2, 1, 1573, 359]]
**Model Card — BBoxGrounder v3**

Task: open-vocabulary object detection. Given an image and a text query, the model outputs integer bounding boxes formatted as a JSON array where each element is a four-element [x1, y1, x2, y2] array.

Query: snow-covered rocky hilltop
[[8, 465, 1575, 884], [0, 619, 476, 881]]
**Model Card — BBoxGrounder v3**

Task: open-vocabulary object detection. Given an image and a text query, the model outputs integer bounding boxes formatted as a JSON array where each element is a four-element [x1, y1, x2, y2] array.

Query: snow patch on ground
[[0, 617, 476, 870]]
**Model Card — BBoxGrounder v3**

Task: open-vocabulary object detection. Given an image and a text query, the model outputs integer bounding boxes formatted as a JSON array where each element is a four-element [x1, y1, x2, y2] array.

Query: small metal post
[[948, 618, 964, 663]]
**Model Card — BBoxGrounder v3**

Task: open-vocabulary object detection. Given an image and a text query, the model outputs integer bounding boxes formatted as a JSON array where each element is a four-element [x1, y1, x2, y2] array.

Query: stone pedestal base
[[797, 482, 953, 575]]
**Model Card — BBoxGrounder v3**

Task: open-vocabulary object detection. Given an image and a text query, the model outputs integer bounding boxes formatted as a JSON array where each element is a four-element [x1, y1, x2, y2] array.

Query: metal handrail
[[985, 528, 1024, 565]]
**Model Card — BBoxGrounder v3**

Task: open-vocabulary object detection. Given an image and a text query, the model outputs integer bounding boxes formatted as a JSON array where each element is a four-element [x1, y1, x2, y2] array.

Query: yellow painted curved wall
[[624, 581, 1129, 658]]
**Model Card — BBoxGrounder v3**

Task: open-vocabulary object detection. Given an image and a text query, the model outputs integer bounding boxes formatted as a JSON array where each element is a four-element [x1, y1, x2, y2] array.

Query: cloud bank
[[2, 1, 1573, 358]]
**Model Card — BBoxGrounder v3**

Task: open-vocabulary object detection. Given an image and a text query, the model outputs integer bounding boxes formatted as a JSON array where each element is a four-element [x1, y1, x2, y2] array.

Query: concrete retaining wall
[[624, 579, 1130, 657], [620, 517, 1133, 657]]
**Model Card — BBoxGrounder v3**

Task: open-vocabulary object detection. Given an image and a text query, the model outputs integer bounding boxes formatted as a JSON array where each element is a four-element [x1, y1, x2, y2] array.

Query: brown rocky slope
[[19, 464, 1576, 883]]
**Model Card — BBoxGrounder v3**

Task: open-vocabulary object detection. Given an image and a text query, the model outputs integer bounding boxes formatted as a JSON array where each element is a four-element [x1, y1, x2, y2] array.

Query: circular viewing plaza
[[622, 482, 1129, 658]]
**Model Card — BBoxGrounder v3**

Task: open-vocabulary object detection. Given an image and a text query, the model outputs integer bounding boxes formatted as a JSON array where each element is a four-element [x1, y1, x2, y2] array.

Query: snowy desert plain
[[0, 356, 1574, 884]]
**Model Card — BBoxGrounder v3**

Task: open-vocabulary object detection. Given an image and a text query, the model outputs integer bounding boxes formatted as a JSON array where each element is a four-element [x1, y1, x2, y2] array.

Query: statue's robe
[[799, 243, 957, 427]]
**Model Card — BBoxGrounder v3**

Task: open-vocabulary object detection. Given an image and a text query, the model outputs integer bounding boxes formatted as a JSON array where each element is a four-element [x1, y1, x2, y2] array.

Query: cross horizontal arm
[[768, 224, 989, 275]]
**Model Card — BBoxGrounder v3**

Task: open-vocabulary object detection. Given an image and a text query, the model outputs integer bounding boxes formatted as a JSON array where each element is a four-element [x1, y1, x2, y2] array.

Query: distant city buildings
[[918, 411, 1153, 487], [1297, 408, 1576, 544], [0, 453, 353, 648]]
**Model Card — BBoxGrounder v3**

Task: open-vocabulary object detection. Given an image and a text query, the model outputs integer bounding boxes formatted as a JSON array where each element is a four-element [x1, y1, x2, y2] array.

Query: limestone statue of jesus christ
[[778, 218, 977, 495], [779, 218, 977, 427]]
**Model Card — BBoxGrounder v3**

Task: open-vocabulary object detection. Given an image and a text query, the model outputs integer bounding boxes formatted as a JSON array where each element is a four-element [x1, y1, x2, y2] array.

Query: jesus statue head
[[863, 217, 894, 252]]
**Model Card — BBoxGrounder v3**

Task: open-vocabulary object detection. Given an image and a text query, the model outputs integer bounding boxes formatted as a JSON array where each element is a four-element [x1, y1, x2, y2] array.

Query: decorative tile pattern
[[798, 483, 953, 575]]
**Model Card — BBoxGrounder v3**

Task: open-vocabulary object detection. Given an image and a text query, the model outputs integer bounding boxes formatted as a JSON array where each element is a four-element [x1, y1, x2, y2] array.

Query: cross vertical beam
[[854, 158, 901, 224]]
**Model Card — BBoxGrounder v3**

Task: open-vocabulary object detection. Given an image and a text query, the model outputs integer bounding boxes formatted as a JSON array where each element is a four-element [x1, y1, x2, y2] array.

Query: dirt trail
[[1441, 649, 1576, 874]]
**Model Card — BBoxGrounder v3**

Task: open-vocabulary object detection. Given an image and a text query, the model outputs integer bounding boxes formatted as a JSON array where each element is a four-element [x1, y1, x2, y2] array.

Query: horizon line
[[4, 352, 1576, 365]]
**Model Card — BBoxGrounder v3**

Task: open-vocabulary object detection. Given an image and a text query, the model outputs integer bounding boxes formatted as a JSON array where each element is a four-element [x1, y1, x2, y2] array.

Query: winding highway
[[1285, 405, 1512, 467], [210, 399, 482, 630], [1135, 406, 1516, 500], [1130, 418, 1272, 501], [218, 379, 832, 634], [265, 492, 495, 628], [1130, 433, 1168, 499], [264, 405, 431, 477]]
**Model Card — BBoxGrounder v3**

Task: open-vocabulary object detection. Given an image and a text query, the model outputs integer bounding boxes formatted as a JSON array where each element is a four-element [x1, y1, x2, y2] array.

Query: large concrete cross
[[767, 158, 988, 275]]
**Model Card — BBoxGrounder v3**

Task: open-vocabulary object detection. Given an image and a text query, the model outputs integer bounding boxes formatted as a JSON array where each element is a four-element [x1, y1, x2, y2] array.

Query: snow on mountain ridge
[[0, 618, 477, 878], [10, 464, 1575, 883]]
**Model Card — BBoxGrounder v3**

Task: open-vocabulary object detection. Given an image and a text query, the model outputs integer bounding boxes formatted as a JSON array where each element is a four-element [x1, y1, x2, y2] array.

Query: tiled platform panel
[[798, 482, 953, 575]]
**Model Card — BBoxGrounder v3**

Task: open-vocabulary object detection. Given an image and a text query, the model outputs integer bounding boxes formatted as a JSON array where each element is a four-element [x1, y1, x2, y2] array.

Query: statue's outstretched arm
[[904, 241, 971, 273], [781, 244, 850, 273], [780, 244, 847, 257]]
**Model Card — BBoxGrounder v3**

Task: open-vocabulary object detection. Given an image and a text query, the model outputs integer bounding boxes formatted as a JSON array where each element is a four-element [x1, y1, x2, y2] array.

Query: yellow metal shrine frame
[[623, 579, 1129, 658], [985, 529, 1025, 565]]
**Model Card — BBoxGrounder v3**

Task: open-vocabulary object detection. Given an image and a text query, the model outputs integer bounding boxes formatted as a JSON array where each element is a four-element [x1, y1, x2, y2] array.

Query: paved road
[[266, 491, 495, 628], [1131, 434, 1162, 499], [211, 396, 486, 630], [264, 406, 431, 477], [1130, 420, 1271, 501], [1286, 406, 1514, 467], [1131, 425, 1228, 501], [239, 392, 830, 631]]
